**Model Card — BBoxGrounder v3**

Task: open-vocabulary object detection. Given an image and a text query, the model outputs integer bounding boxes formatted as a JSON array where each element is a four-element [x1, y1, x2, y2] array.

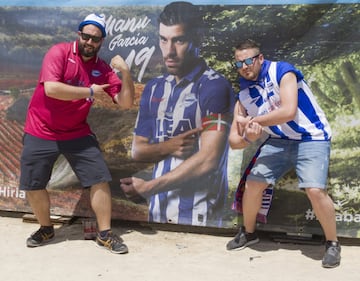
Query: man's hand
[[243, 119, 263, 143], [235, 114, 253, 136], [120, 177, 149, 199], [90, 83, 110, 98], [110, 55, 130, 73], [168, 128, 201, 159], [234, 111, 262, 143]]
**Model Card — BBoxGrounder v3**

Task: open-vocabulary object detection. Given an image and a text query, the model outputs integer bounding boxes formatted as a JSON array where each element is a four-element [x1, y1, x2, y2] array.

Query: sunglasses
[[80, 32, 102, 43], [234, 54, 260, 69]]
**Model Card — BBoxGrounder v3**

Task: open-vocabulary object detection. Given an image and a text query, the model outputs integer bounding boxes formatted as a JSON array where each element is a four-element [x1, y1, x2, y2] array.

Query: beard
[[78, 41, 101, 58], [164, 55, 197, 78]]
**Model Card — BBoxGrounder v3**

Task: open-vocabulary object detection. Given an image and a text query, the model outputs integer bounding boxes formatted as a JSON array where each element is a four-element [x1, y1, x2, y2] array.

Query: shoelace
[[326, 246, 340, 256], [32, 228, 53, 241], [108, 233, 122, 244]]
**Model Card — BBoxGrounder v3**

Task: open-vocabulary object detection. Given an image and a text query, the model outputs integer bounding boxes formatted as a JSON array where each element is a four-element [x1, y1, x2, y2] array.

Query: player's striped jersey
[[238, 60, 331, 141], [134, 59, 234, 226]]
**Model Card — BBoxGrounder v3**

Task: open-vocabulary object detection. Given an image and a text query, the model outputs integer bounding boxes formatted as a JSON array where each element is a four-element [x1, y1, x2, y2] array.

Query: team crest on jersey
[[183, 92, 197, 106], [91, 70, 102, 77]]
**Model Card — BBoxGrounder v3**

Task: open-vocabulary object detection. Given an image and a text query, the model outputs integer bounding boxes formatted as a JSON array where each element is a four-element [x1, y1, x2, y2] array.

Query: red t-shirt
[[24, 41, 122, 140]]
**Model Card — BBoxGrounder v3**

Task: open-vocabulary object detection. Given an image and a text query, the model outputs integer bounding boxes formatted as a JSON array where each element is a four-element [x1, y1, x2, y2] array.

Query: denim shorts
[[19, 134, 112, 190], [247, 138, 331, 189]]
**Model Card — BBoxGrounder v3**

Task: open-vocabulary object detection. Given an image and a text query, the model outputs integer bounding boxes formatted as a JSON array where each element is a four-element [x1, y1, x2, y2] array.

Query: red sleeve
[[39, 43, 67, 83]]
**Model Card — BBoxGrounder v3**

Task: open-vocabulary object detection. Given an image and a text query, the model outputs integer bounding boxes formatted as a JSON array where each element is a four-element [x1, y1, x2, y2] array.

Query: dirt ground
[[1, 212, 359, 281]]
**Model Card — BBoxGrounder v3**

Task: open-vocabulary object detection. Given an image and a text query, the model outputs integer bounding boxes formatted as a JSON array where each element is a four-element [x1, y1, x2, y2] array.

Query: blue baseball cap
[[78, 13, 106, 38]]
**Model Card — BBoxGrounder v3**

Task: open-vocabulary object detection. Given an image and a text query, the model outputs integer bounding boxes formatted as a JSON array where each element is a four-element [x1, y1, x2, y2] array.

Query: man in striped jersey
[[226, 39, 340, 268], [120, 2, 234, 227]]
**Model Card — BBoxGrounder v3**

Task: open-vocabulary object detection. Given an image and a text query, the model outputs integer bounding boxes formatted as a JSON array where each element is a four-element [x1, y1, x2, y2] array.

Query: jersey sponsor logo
[[155, 117, 192, 139], [183, 93, 197, 107]]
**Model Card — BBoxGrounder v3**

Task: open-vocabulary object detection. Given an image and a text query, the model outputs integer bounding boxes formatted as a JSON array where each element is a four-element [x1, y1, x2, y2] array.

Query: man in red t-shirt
[[19, 13, 134, 254]]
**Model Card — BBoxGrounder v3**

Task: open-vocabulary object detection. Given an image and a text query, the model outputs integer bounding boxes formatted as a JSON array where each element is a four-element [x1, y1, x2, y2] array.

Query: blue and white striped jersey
[[238, 60, 331, 141], [134, 59, 234, 227]]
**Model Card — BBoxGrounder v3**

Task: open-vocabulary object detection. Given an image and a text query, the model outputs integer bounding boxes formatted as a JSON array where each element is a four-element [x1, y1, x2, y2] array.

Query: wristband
[[89, 87, 94, 98]]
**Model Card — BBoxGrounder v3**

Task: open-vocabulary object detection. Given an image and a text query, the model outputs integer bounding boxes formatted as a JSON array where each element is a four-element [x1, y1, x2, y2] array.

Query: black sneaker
[[322, 240, 341, 268], [96, 231, 128, 254], [226, 226, 259, 250], [26, 226, 55, 247]]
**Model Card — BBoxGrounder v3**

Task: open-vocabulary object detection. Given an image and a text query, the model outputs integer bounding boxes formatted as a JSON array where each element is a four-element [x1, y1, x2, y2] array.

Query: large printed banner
[[0, 1, 359, 237]]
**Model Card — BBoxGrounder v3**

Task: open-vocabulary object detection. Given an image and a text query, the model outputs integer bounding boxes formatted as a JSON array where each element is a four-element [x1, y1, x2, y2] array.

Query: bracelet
[[89, 87, 94, 98], [242, 133, 253, 144]]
